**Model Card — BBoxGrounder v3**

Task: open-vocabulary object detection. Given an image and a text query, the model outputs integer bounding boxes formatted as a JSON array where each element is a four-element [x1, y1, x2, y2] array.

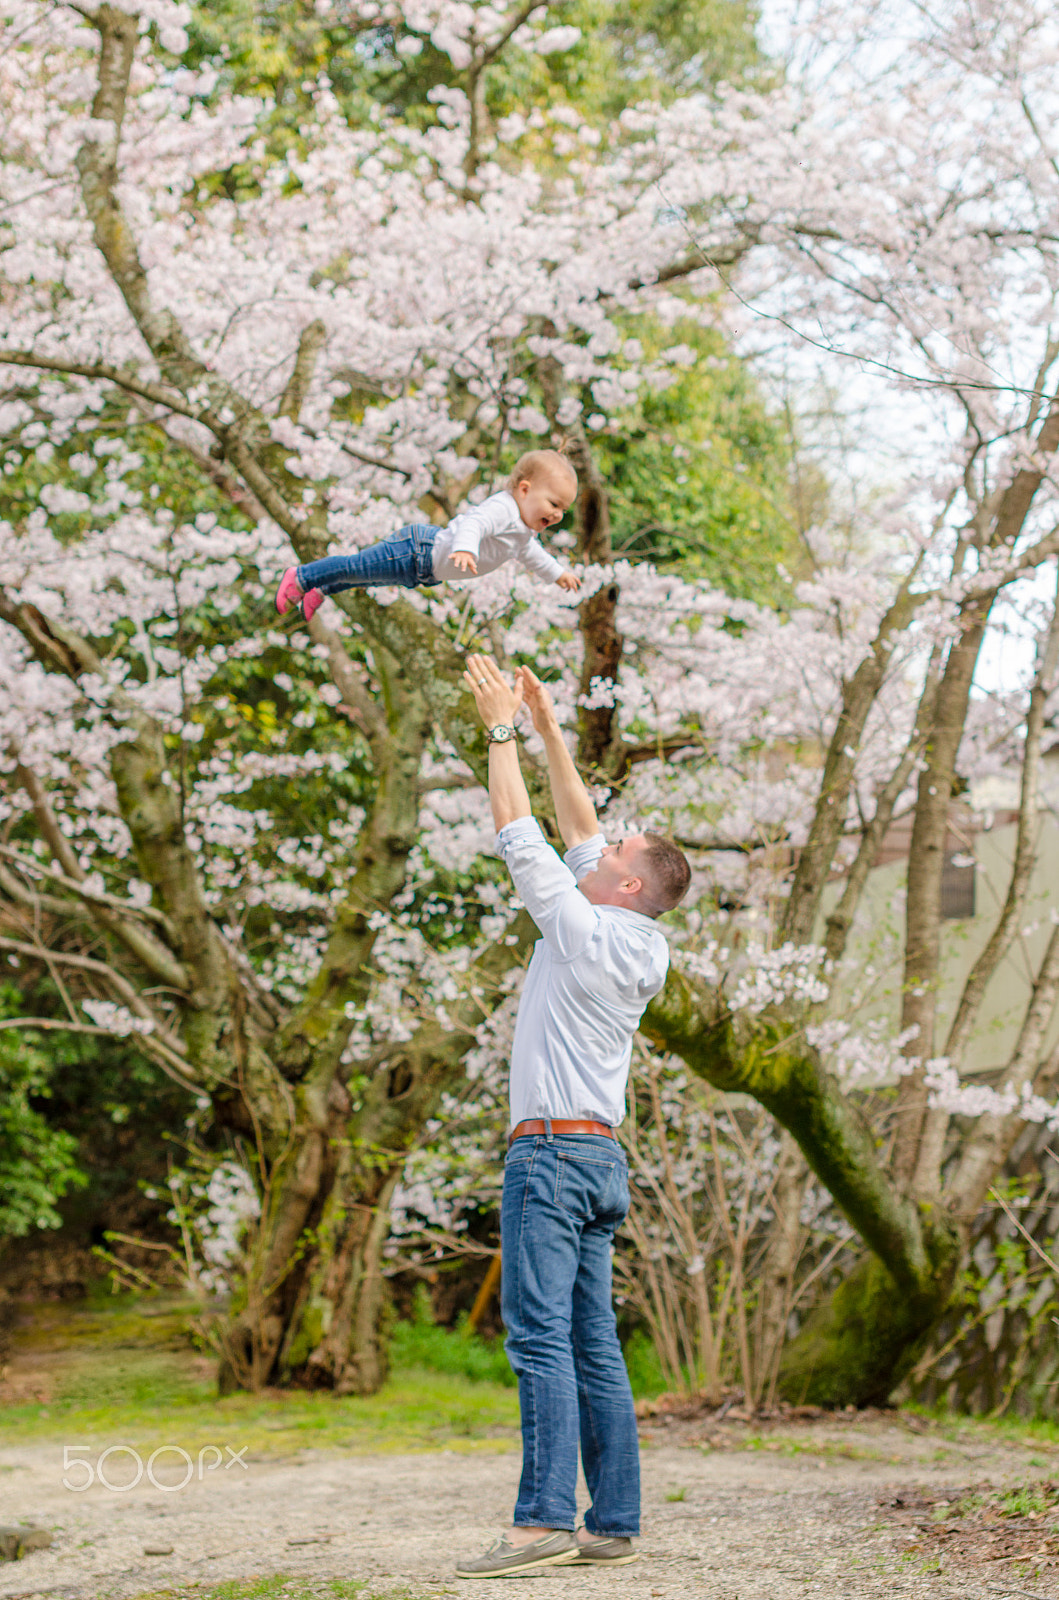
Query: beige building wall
[[823, 812, 1059, 1075]]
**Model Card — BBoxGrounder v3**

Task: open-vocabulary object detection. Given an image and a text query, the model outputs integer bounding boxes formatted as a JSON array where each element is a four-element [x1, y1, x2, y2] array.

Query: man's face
[[577, 834, 651, 907], [513, 468, 576, 533]]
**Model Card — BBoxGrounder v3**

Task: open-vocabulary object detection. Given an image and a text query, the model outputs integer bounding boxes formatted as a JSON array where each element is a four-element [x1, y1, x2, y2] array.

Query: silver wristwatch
[[487, 724, 517, 744]]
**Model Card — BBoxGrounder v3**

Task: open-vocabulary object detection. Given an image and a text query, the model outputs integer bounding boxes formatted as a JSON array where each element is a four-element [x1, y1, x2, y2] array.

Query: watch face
[[489, 725, 515, 743]]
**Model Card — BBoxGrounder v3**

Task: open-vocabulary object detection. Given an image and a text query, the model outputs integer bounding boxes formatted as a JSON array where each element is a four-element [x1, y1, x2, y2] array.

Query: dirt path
[[1, 1414, 1057, 1600]]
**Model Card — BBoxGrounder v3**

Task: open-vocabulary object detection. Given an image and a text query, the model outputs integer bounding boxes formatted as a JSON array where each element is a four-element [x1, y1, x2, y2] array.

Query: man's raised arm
[[516, 666, 599, 849], [461, 654, 531, 831]]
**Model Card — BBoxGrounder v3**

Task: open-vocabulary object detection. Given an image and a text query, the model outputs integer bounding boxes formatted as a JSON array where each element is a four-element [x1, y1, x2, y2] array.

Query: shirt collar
[[595, 903, 661, 934]]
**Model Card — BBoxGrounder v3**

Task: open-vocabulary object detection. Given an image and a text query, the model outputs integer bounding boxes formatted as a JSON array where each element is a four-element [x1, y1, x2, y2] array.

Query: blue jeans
[[296, 524, 440, 593], [501, 1133, 639, 1536]]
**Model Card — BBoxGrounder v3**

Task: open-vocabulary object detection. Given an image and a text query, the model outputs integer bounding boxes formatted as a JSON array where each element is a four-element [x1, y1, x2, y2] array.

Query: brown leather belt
[[508, 1118, 615, 1147]]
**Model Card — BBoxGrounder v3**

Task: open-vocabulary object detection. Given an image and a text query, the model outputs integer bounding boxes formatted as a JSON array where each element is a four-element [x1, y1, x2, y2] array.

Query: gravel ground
[[1, 1415, 1057, 1600]]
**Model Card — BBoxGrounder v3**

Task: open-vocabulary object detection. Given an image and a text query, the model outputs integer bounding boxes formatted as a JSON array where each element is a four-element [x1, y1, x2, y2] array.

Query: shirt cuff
[[495, 815, 545, 855], [564, 833, 606, 881]]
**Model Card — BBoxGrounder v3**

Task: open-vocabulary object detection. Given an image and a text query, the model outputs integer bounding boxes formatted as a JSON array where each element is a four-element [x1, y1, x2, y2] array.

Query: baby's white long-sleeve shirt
[[430, 490, 565, 584]]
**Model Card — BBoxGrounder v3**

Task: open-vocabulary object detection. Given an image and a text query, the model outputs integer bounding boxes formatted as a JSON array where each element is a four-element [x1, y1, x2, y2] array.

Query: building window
[[940, 852, 976, 919]]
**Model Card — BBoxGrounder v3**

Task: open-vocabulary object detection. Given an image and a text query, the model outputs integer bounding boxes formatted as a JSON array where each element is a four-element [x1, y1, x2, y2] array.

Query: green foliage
[[0, 965, 190, 1262], [389, 1291, 673, 1397], [591, 320, 799, 601], [390, 1285, 515, 1386], [621, 1326, 670, 1398], [182, 0, 764, 170], [0, 985, 87, 1239]]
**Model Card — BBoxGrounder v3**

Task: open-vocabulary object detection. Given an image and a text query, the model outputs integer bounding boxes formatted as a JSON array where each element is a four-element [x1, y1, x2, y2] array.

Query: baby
[[276, 450, 582, 620]]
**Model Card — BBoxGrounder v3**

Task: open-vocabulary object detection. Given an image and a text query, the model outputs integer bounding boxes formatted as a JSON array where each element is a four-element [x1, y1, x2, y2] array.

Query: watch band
[[487, 724, 517, 744]]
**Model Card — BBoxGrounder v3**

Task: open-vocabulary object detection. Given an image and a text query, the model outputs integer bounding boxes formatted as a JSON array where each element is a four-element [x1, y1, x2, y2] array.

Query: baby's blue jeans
[[296, 524, 440, 593]]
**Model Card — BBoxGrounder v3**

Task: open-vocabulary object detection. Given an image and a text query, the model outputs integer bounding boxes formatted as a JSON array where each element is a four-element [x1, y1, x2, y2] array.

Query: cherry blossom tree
[[0, 0, 751, 1390], [3, 0, 1059, 1407]]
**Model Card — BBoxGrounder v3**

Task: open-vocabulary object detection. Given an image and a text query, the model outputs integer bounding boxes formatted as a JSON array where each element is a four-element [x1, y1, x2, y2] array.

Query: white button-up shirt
[[495, 817, 670, 1129], [431, 491, 564, 584]]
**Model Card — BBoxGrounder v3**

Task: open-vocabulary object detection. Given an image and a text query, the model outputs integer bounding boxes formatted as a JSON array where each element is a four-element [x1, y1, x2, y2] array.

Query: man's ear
[[621, 875, 643, 896]]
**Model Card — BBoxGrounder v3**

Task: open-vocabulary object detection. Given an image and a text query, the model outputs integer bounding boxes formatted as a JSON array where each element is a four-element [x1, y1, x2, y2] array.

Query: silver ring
[[477, 677, 487, 687]]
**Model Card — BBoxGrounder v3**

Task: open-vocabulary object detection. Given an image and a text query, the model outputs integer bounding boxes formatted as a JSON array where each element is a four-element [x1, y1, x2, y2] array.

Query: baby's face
[[514, 469, 576, 533]]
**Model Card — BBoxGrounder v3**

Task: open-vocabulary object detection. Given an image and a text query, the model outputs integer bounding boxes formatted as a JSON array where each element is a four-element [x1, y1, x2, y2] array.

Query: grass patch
[[903, 1401, 1059, 1450], [0, 1296, 519, 1458], [998, 1483, 1059, 1518], [741, 1434, 885, 1462], [389, 1289, 514, 1388], [0, 1370, 520, 1457], [622, 1329, 669, 1399]]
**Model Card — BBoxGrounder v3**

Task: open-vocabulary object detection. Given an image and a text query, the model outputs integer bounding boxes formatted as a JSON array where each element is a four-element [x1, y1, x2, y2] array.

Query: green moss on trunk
[[777, 1235, 961, 1407]]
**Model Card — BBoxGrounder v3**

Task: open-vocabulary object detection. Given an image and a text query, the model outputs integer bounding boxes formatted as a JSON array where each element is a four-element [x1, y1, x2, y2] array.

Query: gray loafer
[[568, 1534, 639, 1565], [456, 1530, 579, 1578]]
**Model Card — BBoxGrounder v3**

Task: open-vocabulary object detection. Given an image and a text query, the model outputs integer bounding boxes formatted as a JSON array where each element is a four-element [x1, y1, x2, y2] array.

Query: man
[[455, 654, 691, 1581]]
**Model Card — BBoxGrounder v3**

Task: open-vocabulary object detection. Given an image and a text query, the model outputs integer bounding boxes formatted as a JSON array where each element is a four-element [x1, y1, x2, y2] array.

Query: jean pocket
[[412, 527, 438, 585], [554, 1151, 621, 1221]]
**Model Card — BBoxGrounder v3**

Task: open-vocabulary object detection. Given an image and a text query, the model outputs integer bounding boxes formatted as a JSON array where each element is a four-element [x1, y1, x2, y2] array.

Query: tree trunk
[[775, 1246, 956, 1407], [643, 978, 962, 1403]]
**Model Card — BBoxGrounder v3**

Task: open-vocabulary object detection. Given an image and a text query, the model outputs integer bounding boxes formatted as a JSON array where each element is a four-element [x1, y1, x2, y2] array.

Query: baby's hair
[[507, 449, 578, 495]]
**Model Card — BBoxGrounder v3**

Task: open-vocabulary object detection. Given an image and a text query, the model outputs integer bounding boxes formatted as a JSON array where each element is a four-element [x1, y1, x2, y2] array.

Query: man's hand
[[556, 571, 581, 592], [516, 665, 559, 735], [463, 654, 523, 728], [516, 666, 598, 846], [452, 550, 479, 575]]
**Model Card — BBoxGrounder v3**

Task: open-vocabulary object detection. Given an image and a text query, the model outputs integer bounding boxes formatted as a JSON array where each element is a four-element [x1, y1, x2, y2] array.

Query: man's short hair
[[507, 449, 578, 494], [637, 833, 692, 916]]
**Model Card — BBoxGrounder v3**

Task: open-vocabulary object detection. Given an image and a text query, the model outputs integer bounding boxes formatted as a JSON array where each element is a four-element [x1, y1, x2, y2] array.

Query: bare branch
[[0, 842, 174, 931], [943, 563, 1059, 1069], [0, 861, 83, 919], [0, 351, 208, 425], [479, 0, 546, 67], [823, 644, 942, 966], [8, 757, 189, 992], [0, 933, 185, 1045], [338, 441, 412, 478], [0, 1015, 198, 1094], [781, 553, 931, 947], [948, 922, 1059, 1219], [989, 1184, 1059, 1276]]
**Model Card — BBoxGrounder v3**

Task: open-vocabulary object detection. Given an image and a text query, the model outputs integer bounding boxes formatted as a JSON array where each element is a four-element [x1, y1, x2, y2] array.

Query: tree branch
[[895, 394, 1059, 1188], [942, 565, 1059, 1065], [9, 756, 190, 991], [948, 921, 1059, 1220], [641, 972, 943, 1297], [822, 644, 942, 966], [781, 552, 930, 947], [306, 613, 386, 743], [0, 933, 194, 1070], [278, 320, 327, 422], [0, 861, 84, 920], [0, 841, 174, 933], [0, 351, 208, 426]]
